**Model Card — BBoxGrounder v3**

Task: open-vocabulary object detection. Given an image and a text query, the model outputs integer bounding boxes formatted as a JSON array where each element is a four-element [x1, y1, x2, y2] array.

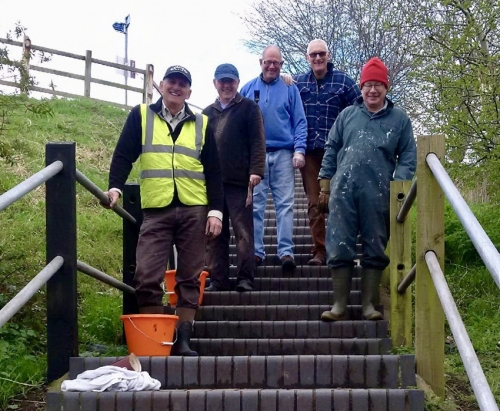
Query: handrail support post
[[46, 142, 78, 382], [415, 135, 445, 398]]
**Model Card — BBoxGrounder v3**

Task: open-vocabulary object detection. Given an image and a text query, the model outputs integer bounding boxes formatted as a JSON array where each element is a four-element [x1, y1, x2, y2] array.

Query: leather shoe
[[308, 255, 325, 266], [236, 280, 253, 292], [280, 255, 296, 270], [254, 256, 263, 266], [204, 284, 229, 292]]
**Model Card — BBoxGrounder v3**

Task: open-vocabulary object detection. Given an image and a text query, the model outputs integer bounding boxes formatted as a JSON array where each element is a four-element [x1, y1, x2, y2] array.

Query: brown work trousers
[[299, 148, 326, 257], [134, 205, 207, 310], [206, 184, 254, 288]]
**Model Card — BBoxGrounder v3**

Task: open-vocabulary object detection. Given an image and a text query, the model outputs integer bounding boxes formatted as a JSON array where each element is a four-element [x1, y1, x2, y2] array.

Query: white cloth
[[61, 365, 161, 392]]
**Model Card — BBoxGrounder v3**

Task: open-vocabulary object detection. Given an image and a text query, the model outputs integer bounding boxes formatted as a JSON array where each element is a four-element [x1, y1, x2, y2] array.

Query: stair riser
[[220, 277, 361, 291], [191, 338, 392, 356], [202, 291, 361, 306], [69, 355, 416, 390], [47, 388, 425, 411], [196, 305, 384, 321]]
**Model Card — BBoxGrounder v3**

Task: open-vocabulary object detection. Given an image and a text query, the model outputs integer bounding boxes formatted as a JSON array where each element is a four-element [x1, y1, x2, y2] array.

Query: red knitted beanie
[[360, 57, 388, 88]]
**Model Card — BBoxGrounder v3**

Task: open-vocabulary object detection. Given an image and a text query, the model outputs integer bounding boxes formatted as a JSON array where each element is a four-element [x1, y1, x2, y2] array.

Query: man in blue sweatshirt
[[240, 45, 307, 270]]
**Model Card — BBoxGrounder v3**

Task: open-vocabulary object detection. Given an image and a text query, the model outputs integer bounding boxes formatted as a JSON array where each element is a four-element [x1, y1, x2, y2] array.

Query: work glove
[[317, 179, 330, 214], [292, 152, 306, 169]]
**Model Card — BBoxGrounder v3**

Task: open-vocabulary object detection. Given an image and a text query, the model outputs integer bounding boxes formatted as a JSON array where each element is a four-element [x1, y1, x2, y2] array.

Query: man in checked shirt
[[293, 39, 361, 266]]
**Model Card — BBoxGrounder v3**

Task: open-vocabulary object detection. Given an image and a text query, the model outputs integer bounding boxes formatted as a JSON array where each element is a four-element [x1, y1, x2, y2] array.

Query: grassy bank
[[0, 95, 498, 410], [0, 96, 129, 408]]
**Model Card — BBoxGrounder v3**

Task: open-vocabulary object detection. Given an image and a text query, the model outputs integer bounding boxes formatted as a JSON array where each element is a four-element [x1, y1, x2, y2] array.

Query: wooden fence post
[[84, 50, 92, 97], [144, 64, 154, 104], [389, 180, 412, 347], [415, 135, 445, 398], [21, 35, 32, 94]]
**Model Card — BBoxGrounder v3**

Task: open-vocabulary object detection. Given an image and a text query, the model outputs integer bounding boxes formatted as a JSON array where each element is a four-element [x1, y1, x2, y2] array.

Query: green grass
[[0, 95, 131, 409], [1, 94, 500, 410]]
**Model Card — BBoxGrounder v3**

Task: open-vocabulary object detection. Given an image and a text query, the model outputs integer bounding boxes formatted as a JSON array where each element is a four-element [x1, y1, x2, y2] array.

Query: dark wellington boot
[[171, 321, 198, 356], [361, 268, 384, 320], [321, 267, 353, 321]]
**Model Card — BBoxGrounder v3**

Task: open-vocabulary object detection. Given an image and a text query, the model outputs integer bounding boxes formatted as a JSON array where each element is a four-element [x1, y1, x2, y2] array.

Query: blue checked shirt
[[294, 62, 361, 151]]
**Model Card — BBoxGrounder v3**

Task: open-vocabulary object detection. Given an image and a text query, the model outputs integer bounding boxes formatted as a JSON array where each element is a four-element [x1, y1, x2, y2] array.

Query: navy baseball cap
[[214, 63, 239, 81], [163, 65, 192, 85]]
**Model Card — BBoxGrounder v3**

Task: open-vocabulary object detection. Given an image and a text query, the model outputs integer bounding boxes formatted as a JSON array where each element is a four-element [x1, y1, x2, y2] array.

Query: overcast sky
[[1, 0, 262, 110]]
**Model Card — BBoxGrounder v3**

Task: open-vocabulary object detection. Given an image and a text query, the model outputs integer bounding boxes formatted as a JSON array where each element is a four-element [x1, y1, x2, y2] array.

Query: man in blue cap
[[203, 63, 266, 292]]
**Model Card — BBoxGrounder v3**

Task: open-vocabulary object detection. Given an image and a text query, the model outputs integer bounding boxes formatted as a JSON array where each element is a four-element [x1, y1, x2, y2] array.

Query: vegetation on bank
[[0, 95, 498, 410]]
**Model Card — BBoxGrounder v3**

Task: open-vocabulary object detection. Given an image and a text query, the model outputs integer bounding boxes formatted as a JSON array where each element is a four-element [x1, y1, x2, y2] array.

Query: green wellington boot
[[361, 268, 384, 320], [321, 267, 353, 321]]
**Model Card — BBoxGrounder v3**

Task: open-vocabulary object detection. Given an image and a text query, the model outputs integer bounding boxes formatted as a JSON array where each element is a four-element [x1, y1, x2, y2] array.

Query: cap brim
[[164, 72, 192, 84], [214, 74, 239, 81]]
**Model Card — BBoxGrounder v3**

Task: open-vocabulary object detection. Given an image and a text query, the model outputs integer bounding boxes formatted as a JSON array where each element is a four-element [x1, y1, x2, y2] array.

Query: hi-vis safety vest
[[139, 105, 208, 209]]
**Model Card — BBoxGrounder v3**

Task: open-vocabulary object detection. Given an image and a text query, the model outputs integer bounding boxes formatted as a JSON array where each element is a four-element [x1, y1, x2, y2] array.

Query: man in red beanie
[[317, 57, 416, 321]]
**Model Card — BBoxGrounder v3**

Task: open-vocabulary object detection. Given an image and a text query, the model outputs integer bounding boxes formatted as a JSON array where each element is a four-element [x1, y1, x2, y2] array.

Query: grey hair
[[306, 39, 329, 54], [261, 45, 282, 59]]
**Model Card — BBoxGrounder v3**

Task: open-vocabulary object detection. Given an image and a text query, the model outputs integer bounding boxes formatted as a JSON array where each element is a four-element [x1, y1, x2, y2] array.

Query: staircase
[[46, 173, 425, 410]]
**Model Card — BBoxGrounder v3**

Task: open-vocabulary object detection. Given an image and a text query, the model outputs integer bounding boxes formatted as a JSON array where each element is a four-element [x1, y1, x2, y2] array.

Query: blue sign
[[112, 22, 126, 33]]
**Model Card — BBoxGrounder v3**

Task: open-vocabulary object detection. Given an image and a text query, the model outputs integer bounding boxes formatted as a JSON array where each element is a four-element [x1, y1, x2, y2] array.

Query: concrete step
[[68, 354, 417, 390], [192, 320, 388, 339], [191, 337, 392, 356], [195, 304, 383, 321], [47, 388, 425, 411], [202, 290, 361, 306]]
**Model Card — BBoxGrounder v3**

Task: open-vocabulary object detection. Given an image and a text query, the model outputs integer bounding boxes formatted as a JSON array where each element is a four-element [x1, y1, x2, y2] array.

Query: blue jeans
[[253, 149, 295, 259]]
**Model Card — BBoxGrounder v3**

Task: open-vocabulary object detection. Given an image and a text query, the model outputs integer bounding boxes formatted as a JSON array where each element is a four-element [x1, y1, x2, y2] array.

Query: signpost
[[112, 14, 131, 105]]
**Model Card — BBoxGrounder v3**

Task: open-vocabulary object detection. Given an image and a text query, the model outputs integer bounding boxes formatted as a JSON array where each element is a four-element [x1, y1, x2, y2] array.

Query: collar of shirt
[[216, 96, 235, 110], [162, 101, 187, 128], [366, 99, 389, 116]]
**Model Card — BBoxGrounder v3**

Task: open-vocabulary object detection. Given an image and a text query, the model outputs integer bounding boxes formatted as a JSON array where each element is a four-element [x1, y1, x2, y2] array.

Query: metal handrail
[[425, 251, 499, 411], [75, 170, 136, 225], [0, 161, 63, 212], [426, 153, 500, 290], [0, 256, 64, 328], [396, 178, 417, 222], [77, 260, 135, 294], [397, 264, 416, 294]]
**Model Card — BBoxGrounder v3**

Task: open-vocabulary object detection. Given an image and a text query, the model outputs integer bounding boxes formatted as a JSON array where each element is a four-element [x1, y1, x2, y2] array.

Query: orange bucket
[[120, 314, 178, 356], [164, 270, 209, 306]]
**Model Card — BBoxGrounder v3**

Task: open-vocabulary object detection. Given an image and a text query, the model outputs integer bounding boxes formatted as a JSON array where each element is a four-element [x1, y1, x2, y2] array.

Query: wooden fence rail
[[0, 36, 154, 110]]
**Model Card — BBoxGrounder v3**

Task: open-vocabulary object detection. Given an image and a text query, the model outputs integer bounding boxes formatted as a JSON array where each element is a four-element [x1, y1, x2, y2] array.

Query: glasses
[[362, 83, 385, 91], [262, 60, 283, 67], [308, 51, 327, 58]]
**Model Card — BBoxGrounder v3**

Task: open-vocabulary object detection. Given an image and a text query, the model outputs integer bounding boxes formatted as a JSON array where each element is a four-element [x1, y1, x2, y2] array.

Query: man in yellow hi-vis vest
[[104, 65, 224, 356]]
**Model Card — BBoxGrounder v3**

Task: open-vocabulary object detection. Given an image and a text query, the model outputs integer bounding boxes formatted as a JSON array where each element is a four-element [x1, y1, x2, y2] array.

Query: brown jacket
[[203, 93, 265, 187]]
